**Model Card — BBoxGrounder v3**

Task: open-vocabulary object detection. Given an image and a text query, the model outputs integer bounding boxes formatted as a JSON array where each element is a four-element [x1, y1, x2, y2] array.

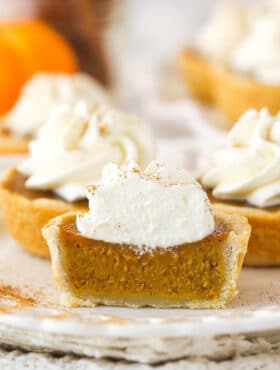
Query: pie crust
[[0, 167, 87, 258], [0, 128, 28, 155], [42, 211, 250, 309], [208, 196, 280, 266], [179, 48, 280, 125]]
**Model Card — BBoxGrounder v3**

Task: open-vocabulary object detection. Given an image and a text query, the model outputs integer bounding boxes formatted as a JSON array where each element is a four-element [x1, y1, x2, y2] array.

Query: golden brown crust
[[0, 131, 28, 155], [42, 210, 250, 309], [179, 48, 280, 125], [211, 201, 280, 266], [0, 167, 87, 258], [214, 68, 280, 123], [179, 48, 213, 102]]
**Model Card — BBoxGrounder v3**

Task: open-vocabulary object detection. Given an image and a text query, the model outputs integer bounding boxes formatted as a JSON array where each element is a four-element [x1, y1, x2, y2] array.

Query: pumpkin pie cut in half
[[0, 103, 155, 258], [179, 2, 280, 125], [202, 109, 280, 266], [43, 161, 250, 309]]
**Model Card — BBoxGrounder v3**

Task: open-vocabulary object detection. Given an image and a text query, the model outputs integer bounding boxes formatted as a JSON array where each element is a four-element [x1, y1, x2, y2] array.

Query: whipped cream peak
[[195, 2, 280, 84], [36, 101, 89, 147], [229, 108, 280, 146], [77, 161, 215, 249], [19, 104, 156, 202], [231, 13, 280, 83], [4, 72, 112, 138], [100, 161, 195, 187], [202, 108, 280, 207], [195, 3, 250, 62]]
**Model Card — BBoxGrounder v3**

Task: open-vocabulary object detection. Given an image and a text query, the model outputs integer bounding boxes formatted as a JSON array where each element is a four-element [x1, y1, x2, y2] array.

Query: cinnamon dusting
[[0, 285, 36, 313], [99, 122, 109, 135]]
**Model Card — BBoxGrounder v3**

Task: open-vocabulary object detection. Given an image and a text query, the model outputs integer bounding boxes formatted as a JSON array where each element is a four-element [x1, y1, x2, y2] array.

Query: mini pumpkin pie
[[179, 2, 280, 125], [202, 108, 280, 266], [42, 161, 250, 308], [0, 103, 155, 258], [0, 71, 112, 155]]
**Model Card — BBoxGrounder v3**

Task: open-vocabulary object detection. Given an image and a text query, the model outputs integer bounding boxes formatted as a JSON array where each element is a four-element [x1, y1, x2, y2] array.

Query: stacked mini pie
[[179, 2, 280, 125]]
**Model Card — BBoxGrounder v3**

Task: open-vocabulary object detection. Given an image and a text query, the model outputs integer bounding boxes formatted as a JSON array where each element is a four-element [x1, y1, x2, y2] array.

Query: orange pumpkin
[[0, 19, 78, 114], [0, 40, 26, 113]]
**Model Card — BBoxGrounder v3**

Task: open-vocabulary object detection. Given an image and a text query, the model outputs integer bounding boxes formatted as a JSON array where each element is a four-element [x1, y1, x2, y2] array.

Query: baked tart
[[0, 167, 87, 257], [202, 109, 280, 266], [0, 128, 28, 155], [179, 3, 280, 125], [43, 162, 250, 308], [0, 72, 111, 154], [180, 49, 280, 124], [0, 103, 155, 258], [179, 48, 213, 103]]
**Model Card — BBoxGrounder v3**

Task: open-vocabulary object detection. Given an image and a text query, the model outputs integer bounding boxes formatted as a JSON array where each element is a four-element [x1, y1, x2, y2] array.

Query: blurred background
[[0, 0, 266, 107], [0, 0, 277, 172]]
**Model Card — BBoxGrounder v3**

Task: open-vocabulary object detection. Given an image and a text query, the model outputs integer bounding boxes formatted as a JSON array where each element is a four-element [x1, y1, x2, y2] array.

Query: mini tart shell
[[0, 130, 28, 155], [179, 48, 280, 125], [42, 210, 250, 309], [210, 200, 280, 266], [178, 48, 213, 102], [0, 167, 87, 258]]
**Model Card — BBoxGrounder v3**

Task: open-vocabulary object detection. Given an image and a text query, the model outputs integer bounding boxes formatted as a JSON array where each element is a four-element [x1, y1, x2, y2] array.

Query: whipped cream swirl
[[195, 2, 280, 84], [202, 109, 280, 207], [77, 161, 215, 248], [19, 103, 155, 202], [4, 72, 112, 138], [195, 3, 250, 62], [231, 14, 280, 84]]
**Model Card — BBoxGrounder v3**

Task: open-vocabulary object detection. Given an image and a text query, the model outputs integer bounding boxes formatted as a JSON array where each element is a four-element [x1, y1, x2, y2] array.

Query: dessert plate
[[0, 216, 280, 364]]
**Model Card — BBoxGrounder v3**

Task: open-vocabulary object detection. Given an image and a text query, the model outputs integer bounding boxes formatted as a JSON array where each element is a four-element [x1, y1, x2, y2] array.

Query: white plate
[[0, 218, 280, 364]]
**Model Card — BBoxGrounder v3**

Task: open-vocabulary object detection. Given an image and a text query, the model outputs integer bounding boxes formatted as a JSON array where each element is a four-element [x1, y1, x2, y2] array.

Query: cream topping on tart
[[19, 103, 156, 202], [202, 109, 280, 207], [76, 161, 215, 248], [231, 15, 280, 84], [195, 3, 250, 63], [3, 72, 112, 138], [195, 2, 280, 84]]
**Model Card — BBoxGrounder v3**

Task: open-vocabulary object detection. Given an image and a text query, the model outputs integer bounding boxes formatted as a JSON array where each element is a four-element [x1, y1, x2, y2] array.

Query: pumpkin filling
[[57, 216, 230, 305], [3, 168, 87, 207]]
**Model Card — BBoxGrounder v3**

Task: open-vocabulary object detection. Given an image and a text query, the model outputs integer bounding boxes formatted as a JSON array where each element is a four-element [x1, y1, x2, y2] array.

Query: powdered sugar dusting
[[0, 214, 59, 306]]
